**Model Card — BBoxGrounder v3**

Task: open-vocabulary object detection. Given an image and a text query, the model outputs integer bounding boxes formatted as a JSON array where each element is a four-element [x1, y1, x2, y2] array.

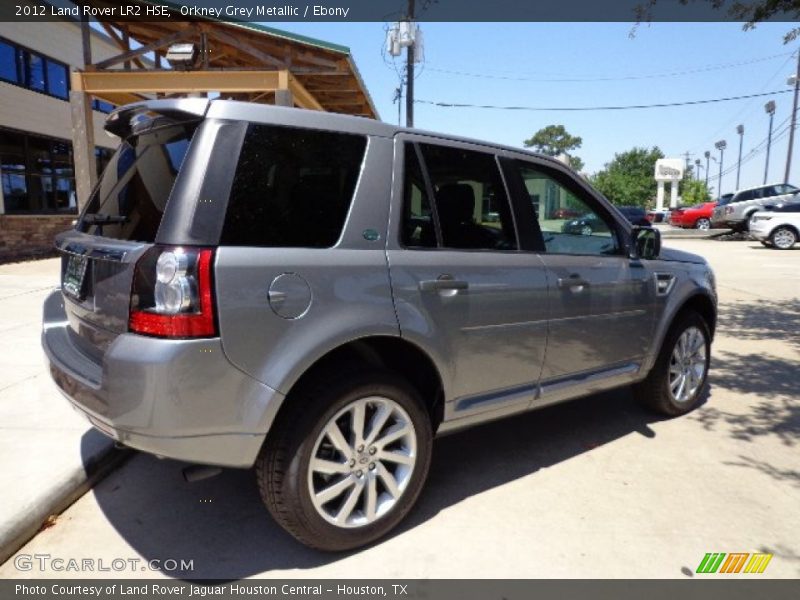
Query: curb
[[0, 441, 130, 565]]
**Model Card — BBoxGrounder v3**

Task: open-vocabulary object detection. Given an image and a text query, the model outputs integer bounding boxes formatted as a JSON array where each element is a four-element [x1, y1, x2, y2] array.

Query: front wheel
[[770, 226, 797, 250], [255, 370, 433, 551], [695, 218, 711, 231], [634, 311, 711, 416]]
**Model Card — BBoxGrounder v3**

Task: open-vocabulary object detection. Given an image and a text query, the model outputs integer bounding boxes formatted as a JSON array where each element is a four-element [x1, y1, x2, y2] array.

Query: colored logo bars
[[696, 552, 773, 574]]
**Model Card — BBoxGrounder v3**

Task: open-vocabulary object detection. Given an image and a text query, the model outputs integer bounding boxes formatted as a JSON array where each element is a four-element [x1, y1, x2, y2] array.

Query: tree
[[591, 146, 665, 207], [634, 1, 800, 43], [680, 179, 711, 206], [523, 124, 584, 171]]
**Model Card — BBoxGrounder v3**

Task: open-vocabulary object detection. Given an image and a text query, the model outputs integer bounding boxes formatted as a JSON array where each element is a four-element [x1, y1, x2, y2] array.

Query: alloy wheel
[[668, 326, 707, 404], [307, 396, 417, 528], [772, 228, 797, 250], [695, 218, 711, 231]]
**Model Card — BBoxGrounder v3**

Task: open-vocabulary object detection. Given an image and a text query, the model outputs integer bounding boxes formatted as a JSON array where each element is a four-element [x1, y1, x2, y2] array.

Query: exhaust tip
[[182, 465, 222, 483]]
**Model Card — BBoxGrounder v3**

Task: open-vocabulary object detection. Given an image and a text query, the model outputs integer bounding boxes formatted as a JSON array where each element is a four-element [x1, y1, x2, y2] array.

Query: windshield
[[77, 123, 197, 242]]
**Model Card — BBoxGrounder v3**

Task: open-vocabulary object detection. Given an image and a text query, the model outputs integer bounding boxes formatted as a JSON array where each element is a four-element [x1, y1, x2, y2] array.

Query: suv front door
[[388, 138, 549, 423], [504, 159, 656, 404]]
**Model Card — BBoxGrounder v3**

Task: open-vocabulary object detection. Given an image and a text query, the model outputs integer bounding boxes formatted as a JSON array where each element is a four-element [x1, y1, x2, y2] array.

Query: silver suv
[[43, 99, 717, 551], [711, 183, 799, 231]]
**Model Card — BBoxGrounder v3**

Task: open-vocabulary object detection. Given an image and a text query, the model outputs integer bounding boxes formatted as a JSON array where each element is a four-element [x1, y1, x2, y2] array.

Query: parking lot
[[1, 237, 798, 579]]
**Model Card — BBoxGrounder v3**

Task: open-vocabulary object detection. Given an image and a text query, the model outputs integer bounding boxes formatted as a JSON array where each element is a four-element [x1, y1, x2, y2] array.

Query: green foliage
[[524, 124, 584, 171], [591, 146, 665, 208], [680, 179, 711, 206]]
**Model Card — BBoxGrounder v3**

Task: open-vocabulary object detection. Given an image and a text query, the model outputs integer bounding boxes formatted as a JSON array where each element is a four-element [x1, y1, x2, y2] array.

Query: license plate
[[63, 254, 89, 299]]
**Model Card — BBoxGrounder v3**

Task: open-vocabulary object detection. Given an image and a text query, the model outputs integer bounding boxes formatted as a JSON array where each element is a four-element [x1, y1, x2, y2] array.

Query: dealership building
[[0, 4, 377, 262], [0, 20, 121, 261]]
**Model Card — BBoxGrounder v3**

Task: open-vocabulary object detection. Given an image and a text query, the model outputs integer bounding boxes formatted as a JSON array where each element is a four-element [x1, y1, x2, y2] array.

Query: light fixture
[[166, 43, 198, 68]]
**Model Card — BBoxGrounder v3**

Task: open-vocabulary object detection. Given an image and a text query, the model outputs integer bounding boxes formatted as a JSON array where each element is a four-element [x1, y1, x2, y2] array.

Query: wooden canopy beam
[[72, 69, 287, 94], [98, 23, 146, 69], [288, 74, 323, 111], [94, 30, 193, 70]]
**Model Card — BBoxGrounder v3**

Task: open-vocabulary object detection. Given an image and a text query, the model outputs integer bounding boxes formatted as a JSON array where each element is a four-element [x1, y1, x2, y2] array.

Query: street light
[[735, 124, 744, 191], [765, 100, 776, 185], [715, 140, 727, 194], [784, 52, 799, 184], [704, 150, 711, 187], [694, 158, 703, 182]]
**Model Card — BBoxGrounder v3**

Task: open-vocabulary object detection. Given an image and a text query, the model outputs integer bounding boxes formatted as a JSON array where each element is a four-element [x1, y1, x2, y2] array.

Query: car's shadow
[[81, 387, 680, 580]]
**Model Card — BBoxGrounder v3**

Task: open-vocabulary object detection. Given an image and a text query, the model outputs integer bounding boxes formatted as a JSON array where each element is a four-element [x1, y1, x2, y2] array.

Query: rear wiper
[[82, 213, 128, 224]]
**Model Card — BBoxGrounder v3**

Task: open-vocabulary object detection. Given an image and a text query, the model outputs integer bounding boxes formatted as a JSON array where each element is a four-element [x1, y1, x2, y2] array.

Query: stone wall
[[0, 215, 74, 263]]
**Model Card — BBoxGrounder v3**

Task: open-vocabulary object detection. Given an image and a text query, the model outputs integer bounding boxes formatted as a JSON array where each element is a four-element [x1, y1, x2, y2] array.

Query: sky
[[270, 21, 799, 196]]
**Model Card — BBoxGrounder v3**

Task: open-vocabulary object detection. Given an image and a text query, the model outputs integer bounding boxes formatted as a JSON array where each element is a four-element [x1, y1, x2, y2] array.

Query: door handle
[[419, 275, 469, 293], [558, 274, 589, 292]]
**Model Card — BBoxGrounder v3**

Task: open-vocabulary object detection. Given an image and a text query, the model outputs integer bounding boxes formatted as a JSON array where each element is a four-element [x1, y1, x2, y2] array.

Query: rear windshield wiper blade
[[82, 213, 128, 224]]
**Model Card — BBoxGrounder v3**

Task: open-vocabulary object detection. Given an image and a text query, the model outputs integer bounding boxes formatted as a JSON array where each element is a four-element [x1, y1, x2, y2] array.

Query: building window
[[0, 128, 76, 214], [0, 37, 71, 100]]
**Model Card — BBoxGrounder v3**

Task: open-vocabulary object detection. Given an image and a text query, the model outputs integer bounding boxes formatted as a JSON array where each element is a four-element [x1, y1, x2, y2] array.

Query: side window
[[515, 162, 619, 256], [221, 124, 367, 248], [401, 144, 435, 248], [417, 143, 517, 250]]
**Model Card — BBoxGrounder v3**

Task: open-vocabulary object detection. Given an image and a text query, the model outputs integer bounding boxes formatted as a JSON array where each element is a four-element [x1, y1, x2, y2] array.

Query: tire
[[580, 225, 593, 236], [695, 218, 711, 231], [255, 369, 433, 551], [770, 226, 797, 250], [633, 311, 711, 417]]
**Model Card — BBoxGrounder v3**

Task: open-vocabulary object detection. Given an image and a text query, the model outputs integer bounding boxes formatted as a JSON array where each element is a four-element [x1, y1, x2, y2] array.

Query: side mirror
[[631, 226, 661, 260]]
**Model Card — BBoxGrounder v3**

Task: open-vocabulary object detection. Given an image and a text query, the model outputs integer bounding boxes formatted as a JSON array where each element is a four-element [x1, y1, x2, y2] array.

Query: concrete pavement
[[0, 258, 123, 564], [1, 239, 798, 578]]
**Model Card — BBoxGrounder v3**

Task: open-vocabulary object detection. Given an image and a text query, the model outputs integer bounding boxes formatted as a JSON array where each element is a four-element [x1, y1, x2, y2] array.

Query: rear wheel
[[695, 218, 711, 231], [634, 312, 711, 416], [770, 226, 797, 250], [255, 370, 433, 551]]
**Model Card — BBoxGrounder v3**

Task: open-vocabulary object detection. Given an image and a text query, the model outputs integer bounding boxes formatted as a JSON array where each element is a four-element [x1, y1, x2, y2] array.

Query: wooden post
[[275, 70, 293, 106], [70, 90, 97, 211], [122, 26, 131, 71], [80, 14, 91, 66]]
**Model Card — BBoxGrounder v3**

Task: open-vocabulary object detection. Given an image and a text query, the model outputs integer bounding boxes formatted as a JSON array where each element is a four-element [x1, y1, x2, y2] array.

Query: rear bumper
[[42, 290, 284, 468]]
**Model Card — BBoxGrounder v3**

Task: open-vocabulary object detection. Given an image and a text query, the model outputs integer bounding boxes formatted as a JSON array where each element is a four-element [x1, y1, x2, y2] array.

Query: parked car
[[670, 201, 718, 230], [711, 184, 799, 231], [646, 208, 671, 224], [42, 99, 717, 551], [749, 202, 800, 249], [563, 206, 650, 235]]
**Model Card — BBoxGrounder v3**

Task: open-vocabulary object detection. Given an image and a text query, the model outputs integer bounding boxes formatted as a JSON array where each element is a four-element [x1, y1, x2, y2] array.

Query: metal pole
[[705, 152, 710, 187], [784, 51, 800, 184], [736, 125, 744, 191], [765, 111, 774, 185], [718, 148, 724, 192], [405, 0, 415, 128]]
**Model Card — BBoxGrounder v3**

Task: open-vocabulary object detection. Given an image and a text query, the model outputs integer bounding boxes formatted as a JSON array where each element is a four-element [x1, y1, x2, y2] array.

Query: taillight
[[129, 246, 217, 338]]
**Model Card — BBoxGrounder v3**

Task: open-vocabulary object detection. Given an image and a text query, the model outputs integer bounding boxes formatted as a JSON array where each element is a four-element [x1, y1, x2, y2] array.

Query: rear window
[[77, 123, 196, 242], [220, 124, 367, 248]]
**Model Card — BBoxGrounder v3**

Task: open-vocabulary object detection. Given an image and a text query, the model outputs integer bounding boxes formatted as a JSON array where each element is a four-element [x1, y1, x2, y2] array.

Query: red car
[[670, 201, 717, 230]]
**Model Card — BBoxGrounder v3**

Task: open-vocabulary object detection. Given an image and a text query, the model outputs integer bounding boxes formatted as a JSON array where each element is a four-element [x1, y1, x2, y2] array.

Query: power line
[[423, 51, 795, 84], [415, 89, 795, 112]]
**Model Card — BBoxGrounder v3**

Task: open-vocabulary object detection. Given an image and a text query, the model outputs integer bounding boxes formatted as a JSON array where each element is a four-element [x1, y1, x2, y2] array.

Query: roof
[[76, 0, 378, 119]]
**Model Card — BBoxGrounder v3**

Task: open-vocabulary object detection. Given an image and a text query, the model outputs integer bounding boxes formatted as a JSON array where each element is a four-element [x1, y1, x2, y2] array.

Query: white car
[[749, 203, 800, 249]]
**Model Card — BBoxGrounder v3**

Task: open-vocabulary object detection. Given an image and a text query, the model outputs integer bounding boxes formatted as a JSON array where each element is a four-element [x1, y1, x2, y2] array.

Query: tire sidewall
[[771, 227, 797, 250], [277, 373, 432, 550]]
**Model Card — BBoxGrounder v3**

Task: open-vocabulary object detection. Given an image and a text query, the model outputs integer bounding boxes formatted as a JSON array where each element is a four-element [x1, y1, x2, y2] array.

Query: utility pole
[[764, 100, 776, 185], [785, 50, 800, 184], [704, 151, 710, 188], [735, 124, 744, 191], [405, 0, 415, 128]]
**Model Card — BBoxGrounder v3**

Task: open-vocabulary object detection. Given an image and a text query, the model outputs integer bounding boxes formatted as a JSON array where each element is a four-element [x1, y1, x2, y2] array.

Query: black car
[[562, 205, 650, 235]]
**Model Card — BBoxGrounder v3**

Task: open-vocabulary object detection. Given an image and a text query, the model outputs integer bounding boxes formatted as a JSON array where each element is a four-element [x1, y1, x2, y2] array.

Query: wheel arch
[[269, 335, 446, 434]]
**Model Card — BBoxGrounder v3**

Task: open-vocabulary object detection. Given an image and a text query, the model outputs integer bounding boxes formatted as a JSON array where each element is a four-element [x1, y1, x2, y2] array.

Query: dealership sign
[[654, 158, 685, 182]]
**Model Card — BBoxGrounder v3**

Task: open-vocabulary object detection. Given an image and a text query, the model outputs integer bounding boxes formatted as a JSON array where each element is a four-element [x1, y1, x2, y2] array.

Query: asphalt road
[[2, 238, 798, 579]]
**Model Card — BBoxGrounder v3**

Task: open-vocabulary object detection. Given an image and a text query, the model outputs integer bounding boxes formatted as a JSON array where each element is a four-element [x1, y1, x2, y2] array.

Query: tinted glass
[[0, 39, 18, 83], [401, 144, 435, 248], [221, 124, 367, 248], [418, 144, 517, 250], [516, 163, 619, 255], [24, 51, 45, 91], [78, 124, 196, 242], [46, 60, 67, 98]]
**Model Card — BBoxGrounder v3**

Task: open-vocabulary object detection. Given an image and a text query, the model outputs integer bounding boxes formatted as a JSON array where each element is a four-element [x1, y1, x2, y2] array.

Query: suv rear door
[[387, 136, 549, 422]]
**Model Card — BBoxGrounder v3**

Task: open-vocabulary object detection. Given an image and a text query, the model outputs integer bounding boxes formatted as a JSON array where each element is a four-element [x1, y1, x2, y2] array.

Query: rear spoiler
[[105, 98, 210, 139]]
